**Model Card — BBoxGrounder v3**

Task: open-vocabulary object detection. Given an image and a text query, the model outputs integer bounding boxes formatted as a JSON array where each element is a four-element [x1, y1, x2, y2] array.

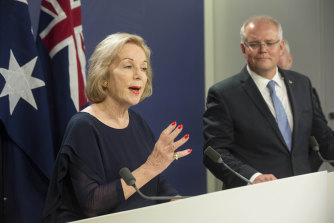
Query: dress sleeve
[[61, 115, 127, 217], [68, 162, 125, 217], [157, 175, 178, 199]]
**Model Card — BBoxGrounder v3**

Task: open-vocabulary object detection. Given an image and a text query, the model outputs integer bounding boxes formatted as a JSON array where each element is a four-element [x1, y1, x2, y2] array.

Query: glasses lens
[[245, 40, 279, 49]]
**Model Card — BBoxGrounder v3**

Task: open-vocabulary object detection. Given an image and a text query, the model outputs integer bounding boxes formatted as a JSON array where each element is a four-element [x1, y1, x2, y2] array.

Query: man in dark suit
[[203, 15, 334, 189]]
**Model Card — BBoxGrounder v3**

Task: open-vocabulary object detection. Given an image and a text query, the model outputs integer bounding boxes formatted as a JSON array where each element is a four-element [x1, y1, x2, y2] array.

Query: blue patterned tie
[[267, 80, 292, 150]]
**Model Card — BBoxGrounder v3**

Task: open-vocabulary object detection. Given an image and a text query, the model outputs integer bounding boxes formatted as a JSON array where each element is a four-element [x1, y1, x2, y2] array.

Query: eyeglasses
[[244, 40, 280, 50]]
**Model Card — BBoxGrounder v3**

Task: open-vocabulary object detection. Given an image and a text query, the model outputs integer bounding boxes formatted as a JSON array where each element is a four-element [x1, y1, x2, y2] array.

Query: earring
[[103, 81, 108, 87]]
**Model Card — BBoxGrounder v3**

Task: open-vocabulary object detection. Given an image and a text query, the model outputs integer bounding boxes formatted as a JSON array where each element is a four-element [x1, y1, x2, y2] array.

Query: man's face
[[240, 22, 284, 79]]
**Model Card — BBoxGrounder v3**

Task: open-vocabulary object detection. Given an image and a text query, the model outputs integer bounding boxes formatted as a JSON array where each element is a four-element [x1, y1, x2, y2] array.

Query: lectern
[[73, 171, 333, 223]]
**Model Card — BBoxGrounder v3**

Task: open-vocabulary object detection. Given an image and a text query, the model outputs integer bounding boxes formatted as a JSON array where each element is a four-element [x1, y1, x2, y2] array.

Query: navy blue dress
[[43, 110, 177, 222]]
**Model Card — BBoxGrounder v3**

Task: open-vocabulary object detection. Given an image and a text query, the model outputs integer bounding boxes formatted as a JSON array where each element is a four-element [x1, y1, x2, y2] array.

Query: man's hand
[[253, 174, 277, 184]]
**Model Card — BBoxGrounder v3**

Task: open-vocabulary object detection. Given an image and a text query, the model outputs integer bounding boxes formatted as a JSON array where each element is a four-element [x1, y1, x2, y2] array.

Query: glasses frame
[[243, 40, 281, 50]]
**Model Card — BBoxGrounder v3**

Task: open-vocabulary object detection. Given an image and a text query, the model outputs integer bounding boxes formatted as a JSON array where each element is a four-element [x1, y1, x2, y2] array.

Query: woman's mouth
[[129, 86, 141, 95]]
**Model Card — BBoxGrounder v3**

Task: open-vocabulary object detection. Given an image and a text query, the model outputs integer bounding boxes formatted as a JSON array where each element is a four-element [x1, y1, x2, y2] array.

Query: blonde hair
[[85, 33, 153, 103]]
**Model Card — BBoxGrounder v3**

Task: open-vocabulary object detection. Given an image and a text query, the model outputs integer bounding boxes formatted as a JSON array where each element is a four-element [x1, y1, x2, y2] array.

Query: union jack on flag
[[37, 0, 87, 154]]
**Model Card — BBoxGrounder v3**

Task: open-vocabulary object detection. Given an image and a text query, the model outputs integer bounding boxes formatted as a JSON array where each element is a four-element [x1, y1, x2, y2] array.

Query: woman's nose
[[133, 67, 142, 79]]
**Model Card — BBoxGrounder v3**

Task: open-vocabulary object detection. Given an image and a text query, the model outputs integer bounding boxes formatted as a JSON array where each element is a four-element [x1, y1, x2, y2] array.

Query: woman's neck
[[83, 98, 130, 129]]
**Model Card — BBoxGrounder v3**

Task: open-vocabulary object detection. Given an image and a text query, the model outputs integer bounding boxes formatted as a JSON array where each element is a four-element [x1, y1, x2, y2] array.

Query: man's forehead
[[245, 23, 278, 38], [246, 21, 277, 30]]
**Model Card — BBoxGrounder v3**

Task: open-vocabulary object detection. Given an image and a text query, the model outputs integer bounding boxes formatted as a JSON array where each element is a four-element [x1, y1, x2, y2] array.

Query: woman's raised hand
[[145, 121, 192, 174]]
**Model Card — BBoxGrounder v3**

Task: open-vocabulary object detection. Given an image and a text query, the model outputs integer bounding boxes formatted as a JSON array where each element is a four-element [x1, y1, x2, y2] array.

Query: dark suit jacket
[[203, 66, 334, 189]]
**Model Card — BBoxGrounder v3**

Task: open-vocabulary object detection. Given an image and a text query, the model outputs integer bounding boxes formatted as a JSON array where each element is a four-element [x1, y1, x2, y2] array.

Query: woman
[[43, 33, 192, 222]]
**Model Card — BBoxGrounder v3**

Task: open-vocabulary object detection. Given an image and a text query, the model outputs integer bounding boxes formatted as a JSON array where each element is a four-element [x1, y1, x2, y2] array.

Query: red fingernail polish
[[178, 124, 183, 129], [184, 134, 189, 139], [171, 121, 176, 126], [187, 149, 192, 153]]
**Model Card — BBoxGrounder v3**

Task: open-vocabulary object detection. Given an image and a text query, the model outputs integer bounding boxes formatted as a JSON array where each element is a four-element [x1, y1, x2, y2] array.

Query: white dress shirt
[[247, 66, 293, 130]]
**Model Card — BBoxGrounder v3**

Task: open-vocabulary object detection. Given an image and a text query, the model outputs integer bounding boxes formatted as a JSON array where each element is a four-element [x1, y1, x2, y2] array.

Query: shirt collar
[[247, 65, 284, 90]]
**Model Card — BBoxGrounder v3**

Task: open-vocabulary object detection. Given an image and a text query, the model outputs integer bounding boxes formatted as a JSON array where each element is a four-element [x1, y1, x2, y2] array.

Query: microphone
[[204, 146, 253, 185], [119, 167, 190, 200], [309, 136, 334, 164]]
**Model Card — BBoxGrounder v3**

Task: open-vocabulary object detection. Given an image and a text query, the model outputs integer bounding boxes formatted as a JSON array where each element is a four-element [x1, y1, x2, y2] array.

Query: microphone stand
[[204, 146, 253, 185], [119, 167, 190, 201], [132, 185, 188, 200]]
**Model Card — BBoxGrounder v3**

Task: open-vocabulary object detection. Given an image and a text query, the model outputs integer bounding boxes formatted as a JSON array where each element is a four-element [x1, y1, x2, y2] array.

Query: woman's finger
[[159, 121, 177, 141], [171, 133, 190, 152], [167, 124, 184, 141], [173, 149, 192, 160]]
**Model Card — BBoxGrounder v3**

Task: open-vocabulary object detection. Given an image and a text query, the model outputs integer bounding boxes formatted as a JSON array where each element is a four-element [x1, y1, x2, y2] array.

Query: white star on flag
[[0, 50, 45, 115]]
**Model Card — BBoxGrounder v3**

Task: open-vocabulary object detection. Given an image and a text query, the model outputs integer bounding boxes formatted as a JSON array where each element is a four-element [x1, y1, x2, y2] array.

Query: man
[[203, 15, 334, 189], [278, 39, 293, 70]]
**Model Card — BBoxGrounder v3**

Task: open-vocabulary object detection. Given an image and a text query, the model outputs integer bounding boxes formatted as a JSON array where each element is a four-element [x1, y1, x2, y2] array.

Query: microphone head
[[204, 146, 222, 164], [119, 167, 136, 186], [309, 136, 320, 152]]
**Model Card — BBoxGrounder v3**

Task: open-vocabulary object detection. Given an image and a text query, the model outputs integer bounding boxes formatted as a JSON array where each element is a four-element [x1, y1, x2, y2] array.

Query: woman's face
[[107, 43, 148, 107]]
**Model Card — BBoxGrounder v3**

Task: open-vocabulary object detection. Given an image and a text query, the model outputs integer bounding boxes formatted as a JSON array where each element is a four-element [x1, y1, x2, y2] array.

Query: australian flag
[[0, 0, 55, 222], [0, 0, 87, 222]]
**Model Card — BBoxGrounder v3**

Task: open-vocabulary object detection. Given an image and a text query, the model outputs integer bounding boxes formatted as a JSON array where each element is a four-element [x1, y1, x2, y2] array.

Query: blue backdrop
[[29, 0, 206, 196]]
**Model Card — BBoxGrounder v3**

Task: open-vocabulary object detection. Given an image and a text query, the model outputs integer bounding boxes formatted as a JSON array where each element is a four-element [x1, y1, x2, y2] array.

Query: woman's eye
[[124, 65, 132, 69], [141, 67, 147, 71]]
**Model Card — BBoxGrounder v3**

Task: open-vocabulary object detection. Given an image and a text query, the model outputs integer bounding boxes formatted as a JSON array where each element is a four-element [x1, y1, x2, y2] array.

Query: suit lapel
[[239, 67, 289, 151]]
